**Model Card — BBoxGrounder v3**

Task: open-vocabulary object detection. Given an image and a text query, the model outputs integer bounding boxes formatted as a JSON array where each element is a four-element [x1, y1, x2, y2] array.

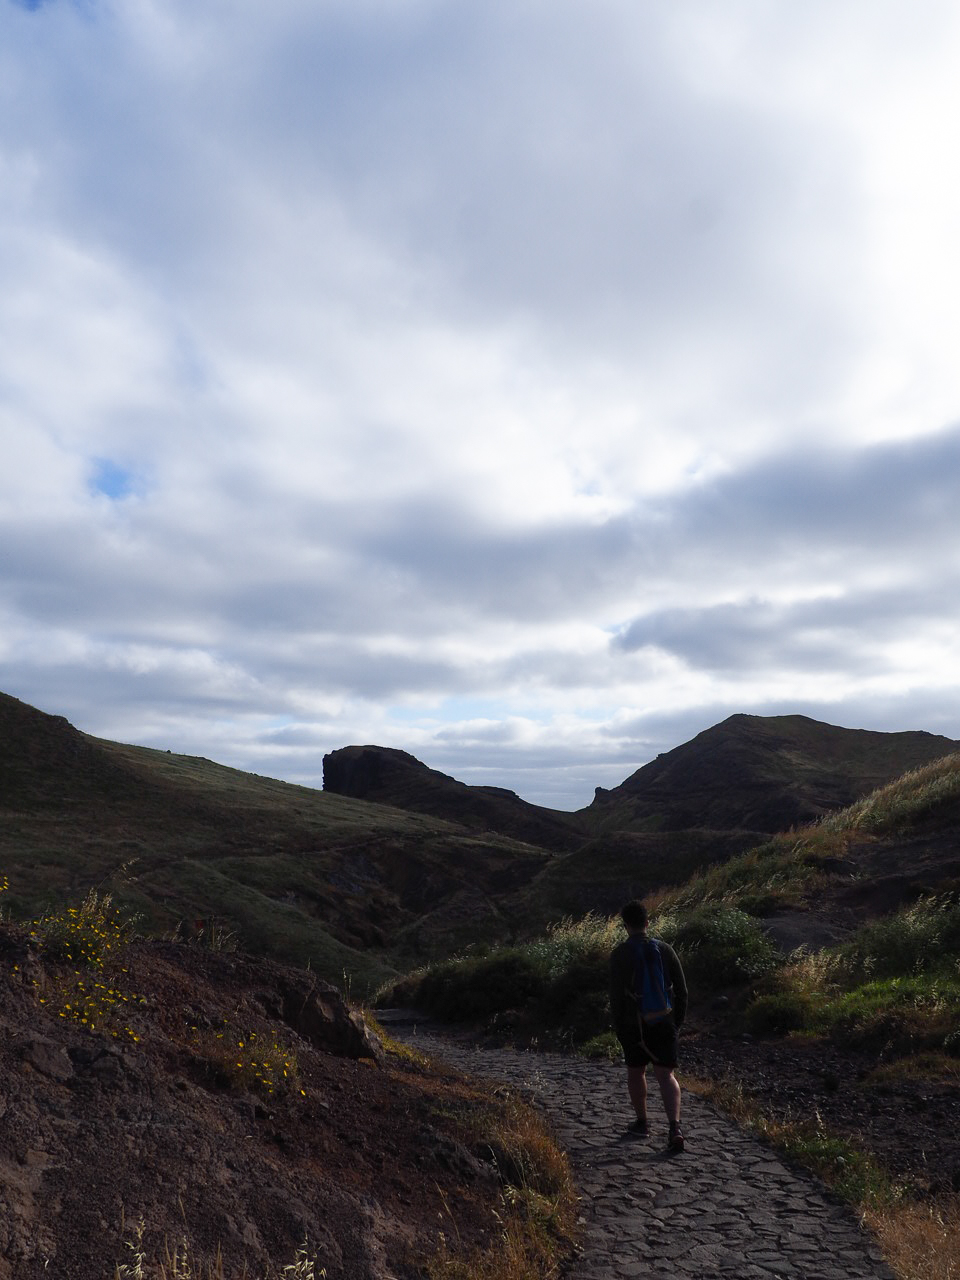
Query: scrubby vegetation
[[379, 904, 779, 1046], [822, 752, 960, 834], [745, 895, 960, 1055], [383, 914, 621, 1045]]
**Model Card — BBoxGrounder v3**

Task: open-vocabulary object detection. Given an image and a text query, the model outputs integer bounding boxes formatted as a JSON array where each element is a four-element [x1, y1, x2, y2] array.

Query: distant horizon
[[9, 686, 958, 814]]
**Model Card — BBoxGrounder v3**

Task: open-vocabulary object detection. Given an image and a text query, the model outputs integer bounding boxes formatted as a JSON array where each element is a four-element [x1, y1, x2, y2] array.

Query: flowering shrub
[[194, 1021, 304, 1098], [30, 890, 136, 970], [55, 975, 146, 1042]]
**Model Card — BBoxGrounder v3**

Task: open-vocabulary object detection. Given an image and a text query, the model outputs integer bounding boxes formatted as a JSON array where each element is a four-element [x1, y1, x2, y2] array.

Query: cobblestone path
[[388, 1021, 896, 1280]]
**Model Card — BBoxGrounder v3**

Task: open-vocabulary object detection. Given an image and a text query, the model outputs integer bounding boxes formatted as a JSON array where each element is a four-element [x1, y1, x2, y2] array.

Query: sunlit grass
[[427, 1089, 577, 1280], [822, 753, 960, 835], [865, 1198, 960, 1280], [745, 896, 960, 1051]]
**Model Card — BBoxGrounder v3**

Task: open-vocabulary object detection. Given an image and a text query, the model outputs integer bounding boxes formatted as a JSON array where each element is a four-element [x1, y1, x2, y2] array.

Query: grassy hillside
[[0, 694, 555, 994], [0, 890, 577, 1279], [7, 689, 959, 1000]]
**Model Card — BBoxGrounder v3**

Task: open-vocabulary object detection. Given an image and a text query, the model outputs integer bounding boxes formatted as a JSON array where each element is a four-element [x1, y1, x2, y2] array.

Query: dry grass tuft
[[427, 1086, 578, 1280], [362, 1011, 433, 1068], [865, 1199, 960, 1280], [113, 1217, 324, 1279], [427, 1218, 567, 1280]]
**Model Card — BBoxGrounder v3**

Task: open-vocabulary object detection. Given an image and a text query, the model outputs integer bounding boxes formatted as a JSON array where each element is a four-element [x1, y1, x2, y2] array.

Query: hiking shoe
[[628, 1118, 649, 1136], [668, 1125, 685, 1153]]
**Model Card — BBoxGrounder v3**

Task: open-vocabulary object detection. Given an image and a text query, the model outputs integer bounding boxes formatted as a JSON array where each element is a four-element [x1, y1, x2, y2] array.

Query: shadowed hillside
[[0, 900, 575, 1278], [0, 693, 554, 992], [323, 744, 588, 850], [6, 692, 959, 993], [584, 713, 960, 834]]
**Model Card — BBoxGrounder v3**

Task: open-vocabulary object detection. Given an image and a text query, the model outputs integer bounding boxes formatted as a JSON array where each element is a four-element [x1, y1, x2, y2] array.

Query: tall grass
[[745, 896, 960, 1052], [822, 753, 960, 835], [647, 828, 848, 917], [836, 896, 960, 981], [382, 905, 778, 1044]]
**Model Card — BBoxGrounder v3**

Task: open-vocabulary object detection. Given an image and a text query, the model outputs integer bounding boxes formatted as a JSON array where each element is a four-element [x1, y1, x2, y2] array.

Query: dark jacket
[[609, 935, 687, 1037]]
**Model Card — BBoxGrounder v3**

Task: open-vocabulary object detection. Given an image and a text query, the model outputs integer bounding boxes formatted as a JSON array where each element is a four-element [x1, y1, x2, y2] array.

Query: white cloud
[[2, 1, 960, 809]]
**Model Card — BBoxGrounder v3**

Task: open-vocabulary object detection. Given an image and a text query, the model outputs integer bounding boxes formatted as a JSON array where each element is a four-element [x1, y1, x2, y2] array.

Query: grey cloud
[[678, 428, 960, 555], [340, 427, 960, 626], [4, 425, 959, 692], [612, 581, 956, 676], [1, 0, 864, 414]]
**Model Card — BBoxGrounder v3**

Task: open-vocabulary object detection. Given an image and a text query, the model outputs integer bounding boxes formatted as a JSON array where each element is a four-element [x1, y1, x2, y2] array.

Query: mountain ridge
[[5, 689, 960, 987]]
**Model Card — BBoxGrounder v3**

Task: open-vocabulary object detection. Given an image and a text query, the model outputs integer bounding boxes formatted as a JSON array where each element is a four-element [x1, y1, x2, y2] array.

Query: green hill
[[6, 691, 959, 995], [0, 693, 554, 994]]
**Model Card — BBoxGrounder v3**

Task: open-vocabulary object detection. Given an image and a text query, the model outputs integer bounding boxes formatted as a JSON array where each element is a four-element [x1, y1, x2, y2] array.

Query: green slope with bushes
[[380, 753, 960, 1062]]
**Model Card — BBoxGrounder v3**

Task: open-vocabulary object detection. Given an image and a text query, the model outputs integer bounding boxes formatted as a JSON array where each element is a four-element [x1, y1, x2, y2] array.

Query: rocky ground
[[680, 1024, 960, 1196], [460, 1003, 960, 1198], [0, 925, 525, 1280], [396, 1024, 899, 1280]]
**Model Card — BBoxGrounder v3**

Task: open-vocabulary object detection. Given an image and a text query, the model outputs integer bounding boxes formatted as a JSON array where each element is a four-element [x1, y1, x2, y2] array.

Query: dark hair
[[621, 900, 649, 929]]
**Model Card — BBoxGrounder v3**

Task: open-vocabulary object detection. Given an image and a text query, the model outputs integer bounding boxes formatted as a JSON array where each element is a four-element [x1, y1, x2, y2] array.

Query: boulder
[[278, 974, 384, 1064]]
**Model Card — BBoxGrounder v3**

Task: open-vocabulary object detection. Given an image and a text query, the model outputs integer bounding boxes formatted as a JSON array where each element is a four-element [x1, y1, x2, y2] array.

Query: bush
[[837, 897, 960, 982], [745, 991, 815, 1036], [415, 950, 544, 1021], [385, 913, 624, 1036], [579, 1031, 621, 1060], [655, 906, 779, 989], [31, 890, 136, 970], [534, 955, 611, 1044]]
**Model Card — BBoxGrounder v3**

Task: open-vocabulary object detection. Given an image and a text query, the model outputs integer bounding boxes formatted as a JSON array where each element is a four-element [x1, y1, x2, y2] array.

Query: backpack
[[627, 937, 673, 1025]]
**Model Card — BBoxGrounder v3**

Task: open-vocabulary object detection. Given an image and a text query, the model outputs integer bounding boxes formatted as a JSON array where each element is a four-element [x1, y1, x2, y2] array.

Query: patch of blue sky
[[426, 698, 554, 725], [89, 458, 136, 501]]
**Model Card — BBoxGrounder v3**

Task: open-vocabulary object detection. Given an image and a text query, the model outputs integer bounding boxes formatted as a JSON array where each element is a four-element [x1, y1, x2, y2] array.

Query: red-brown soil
[[0, 926, 517, 1280]]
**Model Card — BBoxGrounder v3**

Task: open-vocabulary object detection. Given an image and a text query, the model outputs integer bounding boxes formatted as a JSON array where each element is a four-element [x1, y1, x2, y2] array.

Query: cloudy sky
[[3, 0, 960, 809]]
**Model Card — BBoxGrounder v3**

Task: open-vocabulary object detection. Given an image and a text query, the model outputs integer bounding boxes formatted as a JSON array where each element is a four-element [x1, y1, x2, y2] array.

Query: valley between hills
[[3, 690, 957, 992], [2, 688, 959, 1278]]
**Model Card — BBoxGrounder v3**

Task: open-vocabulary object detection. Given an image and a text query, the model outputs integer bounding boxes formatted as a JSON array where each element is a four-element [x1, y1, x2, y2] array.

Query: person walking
[[609, 899, 688, 1152]]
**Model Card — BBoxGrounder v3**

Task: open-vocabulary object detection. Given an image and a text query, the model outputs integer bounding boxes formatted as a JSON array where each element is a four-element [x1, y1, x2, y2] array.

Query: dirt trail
[[386, 1018, 896, 1280]]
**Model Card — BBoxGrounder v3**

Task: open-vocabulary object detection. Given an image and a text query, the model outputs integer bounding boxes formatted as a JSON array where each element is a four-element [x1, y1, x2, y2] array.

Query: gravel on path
[[386, 1020, 897, 1280]]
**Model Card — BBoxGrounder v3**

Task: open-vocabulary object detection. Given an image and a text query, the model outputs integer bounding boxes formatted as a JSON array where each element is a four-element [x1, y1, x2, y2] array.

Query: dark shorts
[[617, 1018, 679, 1070]]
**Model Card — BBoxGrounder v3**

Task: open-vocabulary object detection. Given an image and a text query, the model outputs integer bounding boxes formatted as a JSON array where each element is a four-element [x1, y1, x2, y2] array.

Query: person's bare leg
[[627, 1065, 648, 1123], [652, 1065, 681, 1128]]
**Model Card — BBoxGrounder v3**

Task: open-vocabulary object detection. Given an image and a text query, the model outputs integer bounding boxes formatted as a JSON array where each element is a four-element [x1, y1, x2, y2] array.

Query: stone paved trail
[[388, 1021, 897, 1280]]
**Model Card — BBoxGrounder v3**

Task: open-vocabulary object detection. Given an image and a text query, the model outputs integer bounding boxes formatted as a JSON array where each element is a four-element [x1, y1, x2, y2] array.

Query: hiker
[[609, 899, 688, 1152]]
